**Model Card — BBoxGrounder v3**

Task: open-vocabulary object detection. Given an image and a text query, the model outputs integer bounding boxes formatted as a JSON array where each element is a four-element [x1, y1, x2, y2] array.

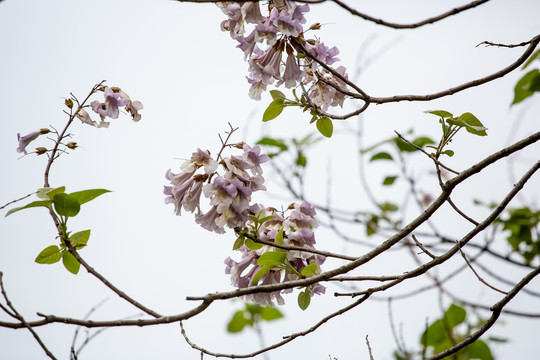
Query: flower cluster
[[218, 1, 349, 110], [225, 202, 326, 307], [165, 137, 325, 307], [77, 86, 143, 128], [16, 85, 142, 156], [164, 143, 269, 234]]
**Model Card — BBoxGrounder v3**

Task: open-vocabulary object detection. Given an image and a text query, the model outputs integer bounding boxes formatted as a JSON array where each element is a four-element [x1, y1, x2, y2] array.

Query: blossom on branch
[[218, 0, 349, 111], [16, 128, 49, 154]]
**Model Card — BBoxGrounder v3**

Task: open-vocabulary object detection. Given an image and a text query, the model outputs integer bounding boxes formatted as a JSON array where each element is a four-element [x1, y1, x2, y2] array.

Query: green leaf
[[296, 152, 307, 167], [256, 137, 288, 151], [442, 149, 455, 157], [45, 186, 66, 199], [53, 193, 80, 217], [35, 245, 62, 264], [69, 189, 111, 205], [316, 117, 333, 138], [421, 319, 446, 346], [251, 265, 273, 286], [36, 187, 55, 200], [465, 340, 493, 360], [62, 251, 80, 274], [232, 235, 245, 250], [245, 238, 263, 250], [5, 200, 52, 217], [298, 291, 311, 310], [513, 69, 540, 104], [452, 112, 488, 136], [445, 303, 467, 328], [301, 263, 318, 276], [263, 98, 285, 122], [425, 110, 453, 118], [275, 227, 284, 245], [69, 230, 90, 249], [258, 215, 276, 224], [412, 136, 436, 148], [369, 152, 393, 162], [523, 49, 540, 69], [227, 310, 247, 333], [270, 90, 286, 100], [259, 306, 284, 321], [395, 138, 417, 152], [257, 252, 287, 267], [383, 176, 398, 186], [379, 202, 399, 213]]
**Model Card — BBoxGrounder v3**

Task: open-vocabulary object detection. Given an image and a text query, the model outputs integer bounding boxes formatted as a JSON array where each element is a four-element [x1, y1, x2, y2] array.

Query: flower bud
[[65, 98, 74, 109], [35, 147, 48, 155], [233, 142, 245, 149], [39, 128, 50, 135], [306, 39, 317, 46], [309, 23, 321, 30], [66, 142, 78, 150]]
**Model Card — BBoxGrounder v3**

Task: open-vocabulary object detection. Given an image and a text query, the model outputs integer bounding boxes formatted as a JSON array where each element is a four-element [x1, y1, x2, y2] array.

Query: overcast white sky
[[1, 1, 540, 359]]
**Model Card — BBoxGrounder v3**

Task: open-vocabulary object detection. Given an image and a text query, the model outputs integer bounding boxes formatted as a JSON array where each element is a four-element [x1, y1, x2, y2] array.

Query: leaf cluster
[[6, 187, 110, 274], [262, 90, 333, 138]]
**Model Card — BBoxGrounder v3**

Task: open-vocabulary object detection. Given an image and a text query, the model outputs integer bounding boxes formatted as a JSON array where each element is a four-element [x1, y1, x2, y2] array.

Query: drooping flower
[[242, 144, 269, 175], [267, 7, 303, 37], [195, 206, 226, 234], [279, 45, 304, 89], [76, 108, 97, 127], [16, 131, 41, 154], [91, 87, 128, 120], [224, 202, 326, 307], [16, 128, 49, 154], [118, 90, 144, 122]]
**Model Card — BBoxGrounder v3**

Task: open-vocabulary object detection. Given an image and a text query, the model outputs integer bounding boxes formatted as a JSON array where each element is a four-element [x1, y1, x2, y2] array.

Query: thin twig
[[365, 335, 375, 360], [0, 192, 37, 210], [65, 242, 163, 318], [332, 0, 489, 29], [411, 235, 437, 259], [446, 196, 480, 226], [394, 131, 459, 175], [427, 264, 540, 360], [180, 294, 370, 358], [0, 272, 58, 360], [455, 241, 508, 294]]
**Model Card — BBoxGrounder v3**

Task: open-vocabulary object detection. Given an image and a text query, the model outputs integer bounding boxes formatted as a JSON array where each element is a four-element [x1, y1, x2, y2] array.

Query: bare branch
[[180, 294, 370, 358], [0, 272, 58, 360], [331, 0, 490, 29], [455, 241, 508, 294]]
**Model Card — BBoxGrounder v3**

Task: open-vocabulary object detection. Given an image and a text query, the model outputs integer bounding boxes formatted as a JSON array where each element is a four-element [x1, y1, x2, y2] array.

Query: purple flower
[[307, 40, 340, 67], [241, 2, 264, 24], [164, 168, 197, 215], [195, 206, 226, 234], [118, 90, 143, 122], [242, 144, 269, 175], [280, 49, 304, 89], [16, 131, 41, 154], [268, 7, 303, 37], [91, 87, 128, 120]]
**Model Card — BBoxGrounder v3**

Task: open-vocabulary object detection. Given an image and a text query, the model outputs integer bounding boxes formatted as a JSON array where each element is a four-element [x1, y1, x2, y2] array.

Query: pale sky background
[[1, 0, 540, 359]]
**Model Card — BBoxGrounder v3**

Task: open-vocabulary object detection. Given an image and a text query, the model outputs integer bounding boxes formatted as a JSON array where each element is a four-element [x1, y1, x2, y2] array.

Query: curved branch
[[331, 0, 489, 29], [187, 133, 540, 302], [427, 264, 540, 360], [369, 34, 540, 104], [0, 300, 211, 329], [180, 294, 370, 358]]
